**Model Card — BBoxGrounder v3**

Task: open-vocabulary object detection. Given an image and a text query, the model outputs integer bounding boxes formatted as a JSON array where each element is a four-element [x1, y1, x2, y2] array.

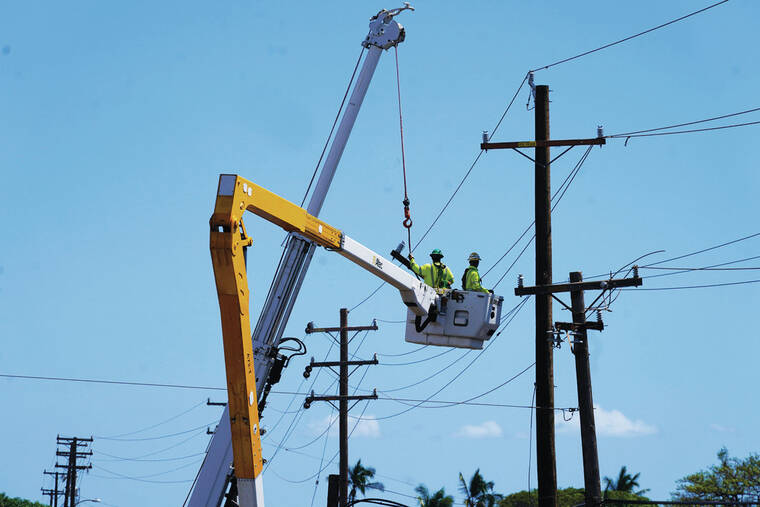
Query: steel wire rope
[[95, 400, 206, 439], [358, 295, 530, 421], [348, 74, 530, 313], [349, 2, 730, 313], [530, 0, 730, 72]]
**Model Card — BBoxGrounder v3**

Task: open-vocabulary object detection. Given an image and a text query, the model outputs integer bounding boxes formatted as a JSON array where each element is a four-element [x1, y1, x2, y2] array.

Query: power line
[[93, 450, 206, 463], [95, 400, 206, 439], [530, 0, 730, 72], [643, 232, 760, 267], [625, 278, 760, 291], [95, 422, 218, 442], [0, 373, 226, 391], [608, 106, 760, 137], [610, 119, 760, 139], [413, 73, 529, 250]]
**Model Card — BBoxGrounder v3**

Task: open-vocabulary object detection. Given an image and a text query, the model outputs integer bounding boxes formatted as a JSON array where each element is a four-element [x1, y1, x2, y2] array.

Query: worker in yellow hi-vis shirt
[[409, 248, 454, 289], [462, 252, 491, 293]]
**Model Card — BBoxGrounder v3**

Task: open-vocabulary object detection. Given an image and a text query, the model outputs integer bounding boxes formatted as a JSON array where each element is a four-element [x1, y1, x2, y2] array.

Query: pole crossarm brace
[[555, 321, 605, 332], [305, 321, 378, 334], [515, 274, 641, 296], [311, 356, 379, 368], [481, 137, 605, 150], [306, 390, 379, 403]]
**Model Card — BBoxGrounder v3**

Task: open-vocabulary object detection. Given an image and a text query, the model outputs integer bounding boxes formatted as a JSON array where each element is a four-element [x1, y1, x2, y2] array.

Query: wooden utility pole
[[55, 436, 92, 507], [534, 84, 557, 507], [569, 271, 602, 507], [42, 470, 61, 507], [518, 270, 642, 507], [481, 83, 606, 507], [304, 311, 378, 507]]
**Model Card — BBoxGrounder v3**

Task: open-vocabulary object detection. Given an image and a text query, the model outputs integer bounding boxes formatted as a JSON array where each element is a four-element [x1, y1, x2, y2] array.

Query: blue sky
[[1, 1, 759, 506]]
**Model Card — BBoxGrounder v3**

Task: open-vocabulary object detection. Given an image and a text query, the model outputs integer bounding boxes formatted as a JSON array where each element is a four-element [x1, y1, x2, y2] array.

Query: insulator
[[518, 274, 524, 288], [596, 309, 603, 324], [597, 125, 604, 138], [633, 265, 639, 278], [482, 131, 489, 144]]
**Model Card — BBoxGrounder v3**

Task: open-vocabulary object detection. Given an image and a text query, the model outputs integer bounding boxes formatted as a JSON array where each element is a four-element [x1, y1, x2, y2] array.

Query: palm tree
[[348, 459, 385, 503], [458, 469, 504, 507], [603, 466, 650, 496], [415, 484, 454, 507]]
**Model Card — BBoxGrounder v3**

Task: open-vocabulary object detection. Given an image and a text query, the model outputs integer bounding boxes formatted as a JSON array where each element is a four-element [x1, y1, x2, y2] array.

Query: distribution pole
[[55, 436, 92, 507], [569, 272, 602, 507], [43, 470, 61, 507], [517, 271, 642, 507], [304, 311, 378, 507], [534, 84, 557, 507], [339, 308, 349, 507]]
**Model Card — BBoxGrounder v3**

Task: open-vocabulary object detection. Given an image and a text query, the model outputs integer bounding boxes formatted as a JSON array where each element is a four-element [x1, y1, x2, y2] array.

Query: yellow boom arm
[[209, 175, 343, 481]]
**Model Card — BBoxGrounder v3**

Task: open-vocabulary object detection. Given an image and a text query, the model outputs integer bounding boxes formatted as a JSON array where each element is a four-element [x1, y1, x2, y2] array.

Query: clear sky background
[[1, 1, 759, 506]]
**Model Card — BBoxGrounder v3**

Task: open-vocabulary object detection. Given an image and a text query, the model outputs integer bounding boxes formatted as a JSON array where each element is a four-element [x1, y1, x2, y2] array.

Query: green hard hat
[[430, 248, 443, 257]]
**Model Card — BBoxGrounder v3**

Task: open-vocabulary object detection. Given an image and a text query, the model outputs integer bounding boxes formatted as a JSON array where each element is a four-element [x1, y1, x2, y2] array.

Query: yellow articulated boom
[[208, 173, 503, 504]]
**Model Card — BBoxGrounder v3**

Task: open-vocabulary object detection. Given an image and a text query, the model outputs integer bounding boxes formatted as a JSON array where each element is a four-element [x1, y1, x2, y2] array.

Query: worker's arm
[[466, 270, 490, 294], [443, 266, 455, 288], [409, 256, 423, 277]]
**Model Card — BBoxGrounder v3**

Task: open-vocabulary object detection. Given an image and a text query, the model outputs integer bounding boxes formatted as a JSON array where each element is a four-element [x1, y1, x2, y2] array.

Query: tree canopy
[[673, 447, 760, 503], [0, 493, 47, 507]]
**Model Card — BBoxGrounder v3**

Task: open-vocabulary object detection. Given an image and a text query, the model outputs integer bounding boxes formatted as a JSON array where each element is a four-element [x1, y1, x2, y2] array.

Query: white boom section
[[187, 6, 411, 507], [338, 235, 436, 316]]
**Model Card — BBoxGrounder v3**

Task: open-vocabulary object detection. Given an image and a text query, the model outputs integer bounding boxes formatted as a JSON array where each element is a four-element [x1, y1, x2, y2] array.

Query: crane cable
[[394, 45, 413, 255]]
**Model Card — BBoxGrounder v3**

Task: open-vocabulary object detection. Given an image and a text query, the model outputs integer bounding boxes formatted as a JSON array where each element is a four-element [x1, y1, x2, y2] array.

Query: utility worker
[[462, 252, 491, 294], [409, 248, 454, 289]]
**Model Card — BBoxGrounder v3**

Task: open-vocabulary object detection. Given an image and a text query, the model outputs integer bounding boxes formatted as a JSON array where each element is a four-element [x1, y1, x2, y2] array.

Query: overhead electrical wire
[[625, 278, 760, 291], [95, 400, 206, 439], [642, 232, 760, 267], [608, 106, 760, 138], [491, 146, 594, 289], [359, 295, 530, 422], [530, 0, 731, 72], [95, 422, 218, 442]]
